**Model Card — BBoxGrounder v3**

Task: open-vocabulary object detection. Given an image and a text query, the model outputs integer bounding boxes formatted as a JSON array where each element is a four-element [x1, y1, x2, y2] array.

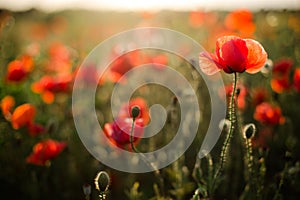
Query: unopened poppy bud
[[261, 59, 273, 75], [131, 106, 140, 119], [95, 171, 110, 192], [82, 184, 91, 196], [243, 123, 256, 139]]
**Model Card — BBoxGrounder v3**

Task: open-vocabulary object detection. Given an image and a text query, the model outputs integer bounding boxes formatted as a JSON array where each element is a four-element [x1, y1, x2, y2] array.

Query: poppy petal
[[245, 39, 268, 74], [199, 52, 221, 75]]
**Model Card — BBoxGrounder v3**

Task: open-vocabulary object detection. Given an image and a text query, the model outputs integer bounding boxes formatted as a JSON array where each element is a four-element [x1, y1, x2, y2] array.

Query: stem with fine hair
[[130, 117, 165, 196], [213, 72, 238, 190]]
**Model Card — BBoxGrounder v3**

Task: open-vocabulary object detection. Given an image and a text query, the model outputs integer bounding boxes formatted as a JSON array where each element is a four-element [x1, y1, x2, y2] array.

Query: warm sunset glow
[[0, 0, 299, 11]]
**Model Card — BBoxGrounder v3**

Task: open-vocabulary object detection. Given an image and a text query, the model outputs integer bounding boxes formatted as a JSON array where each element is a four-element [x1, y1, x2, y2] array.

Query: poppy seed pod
[[95, 171, 110, 192], [243, 123, 256, 139]]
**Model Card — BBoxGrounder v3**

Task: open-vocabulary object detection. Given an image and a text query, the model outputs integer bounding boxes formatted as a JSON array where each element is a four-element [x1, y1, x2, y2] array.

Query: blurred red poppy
[[31, 75, 72, 104], [28, 123, 45, 136], [5, 55, 34, 82], [107, 50, 140, 83], [104, 118, 144, 149], [11, 104, 36, 129], [74, 64, 104, 86], [252, 127, 273, 149], [26, 139, 67, 166], [107, 49, 168, 82], [254, 102, 285, 125], [45, 42, 72, 76], [251, 88, 269, 106], [225, 9, 256, 37], [189, 11, 205, 27], [0, 95, 15, 120], [271, 59, 293, 93], [293, 68, 300, 93], [118, 98, 150, 125], [199, 35, 267, 75]]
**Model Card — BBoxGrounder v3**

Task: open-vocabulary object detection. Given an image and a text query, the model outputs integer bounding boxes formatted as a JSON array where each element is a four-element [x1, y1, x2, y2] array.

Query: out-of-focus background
[[1, 1, 300, 200]]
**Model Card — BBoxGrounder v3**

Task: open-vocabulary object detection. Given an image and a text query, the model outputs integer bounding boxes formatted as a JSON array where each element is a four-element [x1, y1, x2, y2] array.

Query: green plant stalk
[[99, 192, 106, 200], [245, 137, 260, 199], [129, 118, 165, 197], [213, 72, 237, 190]]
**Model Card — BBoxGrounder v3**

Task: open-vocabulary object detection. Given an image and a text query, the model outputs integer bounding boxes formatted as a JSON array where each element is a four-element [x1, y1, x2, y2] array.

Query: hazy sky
[[0, 0, 299, 11]]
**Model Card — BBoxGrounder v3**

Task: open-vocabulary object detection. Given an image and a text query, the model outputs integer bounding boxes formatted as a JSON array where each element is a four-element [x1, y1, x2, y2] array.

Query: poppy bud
[[243, 123, 256, 139], [219, 119, 231, 132], [95, 171, 110, 192], [131, 106, 140, 119]]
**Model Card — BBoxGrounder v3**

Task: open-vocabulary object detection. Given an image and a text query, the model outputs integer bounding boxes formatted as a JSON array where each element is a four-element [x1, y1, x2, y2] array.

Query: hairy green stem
[[213, 72, 237, 190]]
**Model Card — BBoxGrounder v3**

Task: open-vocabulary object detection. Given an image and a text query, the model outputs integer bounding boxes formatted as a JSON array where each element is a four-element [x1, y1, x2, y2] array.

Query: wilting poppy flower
[[104, 118, 144, 148], [0, 95, 15, 119], [11, 104, 36, 129], [220, 83, 247, 110], [293, 68, 300, 93], [270, 59, 293, 93], [199, 35, 267, 75], [254, 102, 285, 125], [118, 98, 150, 124], [31, 75, 72, 104], [5, 55, 34, 82], [225, 9, 256, 37], [26, 139, 67, 166]]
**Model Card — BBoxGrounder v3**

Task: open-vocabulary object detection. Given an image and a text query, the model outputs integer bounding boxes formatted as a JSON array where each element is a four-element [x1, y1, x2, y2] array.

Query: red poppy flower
[[251, 88, 269, 106], [107, 50, 140, 83], [28, 123, 45, 136], [270, 59, 293, 93], [225, 9, 256, 37], [45, 42, 72, 76], [118, 98, 150, 125], [199, 35, 267, 75], [104, 118, 144, 148], [293, 68, 300, 93], [0, 95, 15, 120], [252, 127, 273, 149], [31, 75, 72, 104], [74, 64, 104, 86], [107, 49, 168, 82], [149, 54, 168, 70], [271, 79, 290, 94], [254, 102, 285, 125], [26, 139, 67, 166], [11, 104, 36, 129], [5, 55, 34, 82]]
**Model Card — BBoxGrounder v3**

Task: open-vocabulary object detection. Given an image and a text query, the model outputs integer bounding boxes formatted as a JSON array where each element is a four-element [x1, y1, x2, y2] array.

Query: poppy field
[[0, 8, 300, 200]]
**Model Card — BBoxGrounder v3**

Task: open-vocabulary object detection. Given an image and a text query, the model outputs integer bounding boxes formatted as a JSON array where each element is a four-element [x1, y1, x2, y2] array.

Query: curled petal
[[199, 52, 221, 75], [245, 39, 268, 74]]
